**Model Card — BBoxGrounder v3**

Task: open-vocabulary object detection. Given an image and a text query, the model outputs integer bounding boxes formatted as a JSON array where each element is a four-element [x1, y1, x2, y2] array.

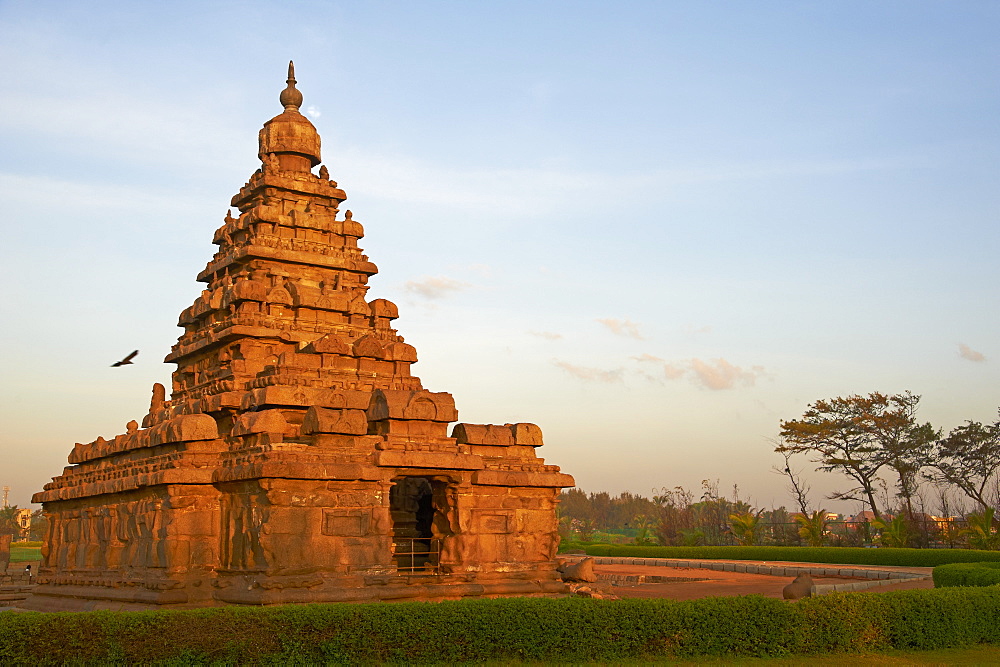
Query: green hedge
[[934, 562, 1000, 588], [582, 544, 1000, 567], [2, 588, 1000, 664]]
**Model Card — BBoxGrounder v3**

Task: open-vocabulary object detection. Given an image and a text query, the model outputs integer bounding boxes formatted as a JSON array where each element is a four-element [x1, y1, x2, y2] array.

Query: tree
[[29, 510, 47, 542], [962, 508, 1000, 551], [778, 392, 935, 520], [871, 514, 911, 548], [773, 446, 811, 516], [926, 416, 1000, 512], [0, 506, 21, 537], [728, 510, 762, 546]]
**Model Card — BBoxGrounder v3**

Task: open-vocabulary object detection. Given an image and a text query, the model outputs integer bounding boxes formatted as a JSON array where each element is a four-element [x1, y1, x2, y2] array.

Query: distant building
[[14, 508, 31, 541]]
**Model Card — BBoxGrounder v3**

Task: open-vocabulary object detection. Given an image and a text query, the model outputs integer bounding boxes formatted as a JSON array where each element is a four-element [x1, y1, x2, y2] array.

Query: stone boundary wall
[[569, 556, 931, 595]]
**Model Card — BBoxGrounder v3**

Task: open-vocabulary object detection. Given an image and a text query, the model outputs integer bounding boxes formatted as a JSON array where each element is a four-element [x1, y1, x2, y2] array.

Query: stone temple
[[26, 64, 574, 611]]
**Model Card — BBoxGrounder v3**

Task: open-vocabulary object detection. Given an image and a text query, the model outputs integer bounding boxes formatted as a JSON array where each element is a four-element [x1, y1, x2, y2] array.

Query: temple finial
[[279, 60, 303, 111]]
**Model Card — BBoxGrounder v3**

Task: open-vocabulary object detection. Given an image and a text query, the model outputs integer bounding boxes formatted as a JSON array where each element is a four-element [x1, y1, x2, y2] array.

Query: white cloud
[[306, 105, 321, 118], [632, 354, 763, 389], [597, 318, 644, 340], [328, 143, 926, 222], [662, 363, 687, 380], [688, 358, 764, 391], [403, 275, 469, 299], [553, 360, 623, 383], [958, 343, 986, 363], [529, 330, 563, 340]]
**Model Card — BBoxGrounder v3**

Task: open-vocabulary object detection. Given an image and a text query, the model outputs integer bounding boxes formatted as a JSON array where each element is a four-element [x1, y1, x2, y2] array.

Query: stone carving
[[782, 573, 814, 599], [26, 63, 574, 612]]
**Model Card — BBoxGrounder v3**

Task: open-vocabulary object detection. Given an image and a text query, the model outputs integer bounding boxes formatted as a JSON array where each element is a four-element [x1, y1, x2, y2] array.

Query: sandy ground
[[596, 561, 934, 600]]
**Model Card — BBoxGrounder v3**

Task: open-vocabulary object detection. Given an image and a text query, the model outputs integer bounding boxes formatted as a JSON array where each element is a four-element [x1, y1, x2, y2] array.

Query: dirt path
[[594, 562, 934, 600]]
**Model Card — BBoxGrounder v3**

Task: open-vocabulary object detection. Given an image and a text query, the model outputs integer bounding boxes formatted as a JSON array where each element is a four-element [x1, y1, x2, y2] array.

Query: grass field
[[8, 544, 41, 562], [653, 645, 1000, 664]]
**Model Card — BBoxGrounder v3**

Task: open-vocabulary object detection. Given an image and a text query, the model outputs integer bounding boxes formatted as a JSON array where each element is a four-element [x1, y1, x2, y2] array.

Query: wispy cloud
[[597, 318, 644, 340], [632, 355, 764, 389], [683, 324, 712, 335], [958, 343, 986, 363], [529, 330, 563, 340], [403, 276, 469, 299], [688, 358, 764, 390], [553, 360, 623, 383], [306, 105, 322, 119]]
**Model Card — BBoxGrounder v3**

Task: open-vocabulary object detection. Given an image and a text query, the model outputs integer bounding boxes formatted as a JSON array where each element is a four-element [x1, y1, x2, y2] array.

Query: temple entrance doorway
[[389, 476, 446, 573]]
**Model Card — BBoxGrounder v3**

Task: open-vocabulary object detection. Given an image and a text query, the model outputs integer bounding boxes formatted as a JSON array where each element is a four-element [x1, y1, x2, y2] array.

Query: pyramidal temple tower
[[27, 64, 574, 611]]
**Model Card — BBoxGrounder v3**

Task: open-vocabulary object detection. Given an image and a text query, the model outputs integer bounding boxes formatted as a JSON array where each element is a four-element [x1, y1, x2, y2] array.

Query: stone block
[[307, 333, 351, 354], [453, 424, 515, 446], [368, 299, 398, 320], [508, 423, 544, 447], [231, 410, 289, 437], [472, 470, 575, 488], [301, 407, 367, 435], [368, 419, 449, 438], [352, 334, 386, 359], [374, 450, 484, 470], [367, 389, 458, 423], [383, 341, 417, 362]]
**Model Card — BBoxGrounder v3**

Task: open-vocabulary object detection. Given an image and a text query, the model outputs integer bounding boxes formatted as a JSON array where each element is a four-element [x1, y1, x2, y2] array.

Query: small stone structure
[[25, 64, 574, 611], [782, 573, 813, 599]]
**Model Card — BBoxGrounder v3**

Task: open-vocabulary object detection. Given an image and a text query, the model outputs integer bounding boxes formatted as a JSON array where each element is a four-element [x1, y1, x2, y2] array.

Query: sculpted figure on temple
[[150, 382, 165, 414], [264, 152, 280, 174], [319, 165, 329, 180]]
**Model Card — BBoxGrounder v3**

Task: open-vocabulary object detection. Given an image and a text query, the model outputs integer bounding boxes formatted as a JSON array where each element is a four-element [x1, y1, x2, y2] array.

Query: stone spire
[[258, 61, 321, 171], [279, 61, 303, 111]]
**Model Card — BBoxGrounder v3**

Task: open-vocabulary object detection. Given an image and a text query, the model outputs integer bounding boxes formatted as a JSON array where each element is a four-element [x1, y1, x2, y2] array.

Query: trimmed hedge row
[[934, 561, 1000, 588], [2, 588, 1000, 664], [582, 544, 1000, 567]]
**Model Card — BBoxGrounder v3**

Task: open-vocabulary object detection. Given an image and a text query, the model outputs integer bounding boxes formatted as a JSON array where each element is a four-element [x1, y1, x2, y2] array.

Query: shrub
[[933, 561, 1000, 588], [582, 544, 1000, 567], [1, 589, 1000, 663]]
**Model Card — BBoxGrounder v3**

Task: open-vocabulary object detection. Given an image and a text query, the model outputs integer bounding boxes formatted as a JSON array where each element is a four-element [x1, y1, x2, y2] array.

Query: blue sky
[[1, 1, 997, 513]]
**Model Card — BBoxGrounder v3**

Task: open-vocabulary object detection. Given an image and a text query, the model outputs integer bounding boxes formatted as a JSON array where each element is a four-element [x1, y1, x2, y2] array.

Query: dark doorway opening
[[389, 476, 445, 572]]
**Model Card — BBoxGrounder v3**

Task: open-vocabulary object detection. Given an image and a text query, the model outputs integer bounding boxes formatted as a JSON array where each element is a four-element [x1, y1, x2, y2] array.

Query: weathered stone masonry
[[26, 63, 574, 611]]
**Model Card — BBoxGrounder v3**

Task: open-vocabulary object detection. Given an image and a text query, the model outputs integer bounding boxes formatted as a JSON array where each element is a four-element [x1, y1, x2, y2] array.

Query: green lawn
[[8, 544, 41, 562], [650, 645, 1000, 664], [502, 645, 1000, 665]]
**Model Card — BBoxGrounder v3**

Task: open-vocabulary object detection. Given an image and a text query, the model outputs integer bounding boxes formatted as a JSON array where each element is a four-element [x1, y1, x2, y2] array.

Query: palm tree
[[963, 508, 1000, 551], [728, 511, 762, 546], [0, 506, 21, 537], [794, 510, 829, 547], [871, 514, 911, 548]]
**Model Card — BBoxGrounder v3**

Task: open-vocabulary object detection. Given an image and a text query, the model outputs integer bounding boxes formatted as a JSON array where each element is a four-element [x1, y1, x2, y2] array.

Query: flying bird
[[111, 350, 139, 367]]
